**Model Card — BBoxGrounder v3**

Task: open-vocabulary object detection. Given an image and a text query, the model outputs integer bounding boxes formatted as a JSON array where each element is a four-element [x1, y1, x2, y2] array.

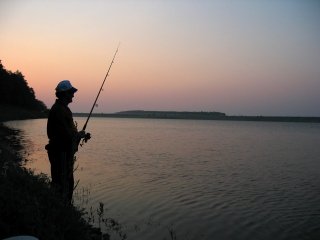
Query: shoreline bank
[[0, 104, 48, 122], [0, 123, 103, 240]]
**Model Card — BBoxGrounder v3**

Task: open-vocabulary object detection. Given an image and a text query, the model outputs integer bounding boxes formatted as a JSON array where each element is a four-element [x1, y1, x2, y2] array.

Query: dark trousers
[[47, 150, 74, 203]]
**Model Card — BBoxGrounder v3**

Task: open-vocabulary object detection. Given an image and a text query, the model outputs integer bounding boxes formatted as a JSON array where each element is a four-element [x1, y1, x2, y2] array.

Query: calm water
[[5, 118, 320, 240]]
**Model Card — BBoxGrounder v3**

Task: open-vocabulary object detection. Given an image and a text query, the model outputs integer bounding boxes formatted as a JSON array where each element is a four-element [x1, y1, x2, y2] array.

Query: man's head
[[55, 80, 78, 104]]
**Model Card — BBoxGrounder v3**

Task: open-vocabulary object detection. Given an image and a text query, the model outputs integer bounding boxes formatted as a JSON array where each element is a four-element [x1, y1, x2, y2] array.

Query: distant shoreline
[[1, 104, 318, 123], [74, 111, 320, 123], [0, 104, 47, 122]]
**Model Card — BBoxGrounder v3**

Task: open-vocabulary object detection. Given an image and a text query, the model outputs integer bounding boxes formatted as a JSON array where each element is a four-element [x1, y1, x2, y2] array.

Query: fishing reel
[[80, 133, 91, 147]]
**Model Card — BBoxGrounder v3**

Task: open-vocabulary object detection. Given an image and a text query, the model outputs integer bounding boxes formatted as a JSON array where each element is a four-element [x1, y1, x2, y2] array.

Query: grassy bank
[[0, 123, 105, 240]]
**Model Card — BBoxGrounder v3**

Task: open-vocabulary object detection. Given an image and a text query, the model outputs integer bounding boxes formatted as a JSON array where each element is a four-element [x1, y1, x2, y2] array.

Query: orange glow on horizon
[[1, 1, 319, 116]]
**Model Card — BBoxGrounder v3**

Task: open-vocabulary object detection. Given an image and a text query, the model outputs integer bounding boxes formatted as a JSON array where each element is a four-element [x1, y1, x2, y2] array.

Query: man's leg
[[48, 150, 63, 194], [65, 151, 75, 203]]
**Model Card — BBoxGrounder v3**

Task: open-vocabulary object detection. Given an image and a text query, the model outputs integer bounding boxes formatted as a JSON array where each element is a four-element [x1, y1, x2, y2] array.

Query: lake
[[5, 118, 320, 240]]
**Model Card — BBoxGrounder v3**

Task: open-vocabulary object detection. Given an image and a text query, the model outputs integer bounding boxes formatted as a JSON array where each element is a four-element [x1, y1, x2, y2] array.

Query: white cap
[[55, 80, 77, 93]]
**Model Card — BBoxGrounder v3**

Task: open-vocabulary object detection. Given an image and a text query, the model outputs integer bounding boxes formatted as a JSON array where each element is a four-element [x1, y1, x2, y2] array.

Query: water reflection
[[5, 118, 320, 240]]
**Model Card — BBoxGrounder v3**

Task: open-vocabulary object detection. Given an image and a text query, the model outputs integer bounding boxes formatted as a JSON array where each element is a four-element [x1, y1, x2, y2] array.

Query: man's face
[[65, 91, 75, 104]]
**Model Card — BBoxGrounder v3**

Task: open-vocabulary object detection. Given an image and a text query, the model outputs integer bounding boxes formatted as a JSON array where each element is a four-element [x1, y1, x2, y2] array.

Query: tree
[[0, 60, 47, 111]]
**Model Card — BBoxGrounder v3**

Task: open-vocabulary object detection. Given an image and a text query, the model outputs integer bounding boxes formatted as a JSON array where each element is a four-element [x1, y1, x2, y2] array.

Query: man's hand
[[78, 131, 91, 147], [78, 130, 86, 139], [84, 132, 91, 142]]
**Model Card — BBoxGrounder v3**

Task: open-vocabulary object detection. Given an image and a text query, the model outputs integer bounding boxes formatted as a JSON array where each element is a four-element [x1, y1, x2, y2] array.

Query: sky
[[1, 0, 320, 116]]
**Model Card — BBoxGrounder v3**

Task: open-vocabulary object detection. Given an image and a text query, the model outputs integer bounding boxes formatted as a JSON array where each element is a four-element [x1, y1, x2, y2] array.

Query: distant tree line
[[0, 60, 47, 111], [74, 110, 228, 120], [73, 110, 320, 122], [115, 110, 227, 119]]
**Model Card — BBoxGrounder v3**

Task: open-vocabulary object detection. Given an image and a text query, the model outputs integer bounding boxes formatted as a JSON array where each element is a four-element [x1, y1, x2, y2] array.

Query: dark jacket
[[47, 99, 78, 151]]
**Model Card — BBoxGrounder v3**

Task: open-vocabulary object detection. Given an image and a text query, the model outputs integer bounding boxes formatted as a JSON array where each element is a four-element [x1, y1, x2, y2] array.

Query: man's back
[[47, 99, 77, 151]]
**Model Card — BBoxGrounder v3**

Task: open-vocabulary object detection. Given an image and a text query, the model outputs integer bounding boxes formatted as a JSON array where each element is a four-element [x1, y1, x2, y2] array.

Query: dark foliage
[[0, 124, 102, 240], [0, 163, 95, 240], [0, 60, 47, 111]]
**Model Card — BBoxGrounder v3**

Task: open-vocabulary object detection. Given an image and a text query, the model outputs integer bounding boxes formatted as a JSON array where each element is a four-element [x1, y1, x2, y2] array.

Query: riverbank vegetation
[[0, 123, 106, 239], [0, 60, 48, 122]]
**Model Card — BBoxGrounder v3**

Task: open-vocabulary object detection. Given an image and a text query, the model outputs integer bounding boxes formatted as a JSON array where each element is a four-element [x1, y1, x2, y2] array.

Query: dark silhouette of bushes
[[0, 60, 47, 112]]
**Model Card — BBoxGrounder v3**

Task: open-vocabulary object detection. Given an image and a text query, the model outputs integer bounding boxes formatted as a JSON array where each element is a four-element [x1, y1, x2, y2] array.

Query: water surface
[[6, 118, 320, 240]]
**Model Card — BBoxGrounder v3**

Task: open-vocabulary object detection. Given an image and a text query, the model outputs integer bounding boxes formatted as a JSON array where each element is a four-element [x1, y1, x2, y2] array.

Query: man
[[46, 80, 90, 203]]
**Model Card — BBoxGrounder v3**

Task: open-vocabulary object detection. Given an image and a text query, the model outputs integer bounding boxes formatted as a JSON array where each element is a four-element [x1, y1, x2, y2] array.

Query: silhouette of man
[[46, 80, 90, 203]]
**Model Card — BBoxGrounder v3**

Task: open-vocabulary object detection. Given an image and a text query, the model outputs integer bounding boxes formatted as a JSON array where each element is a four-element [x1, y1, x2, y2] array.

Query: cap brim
[[55, 86, 78, 93], [70, 87, 78, 93]]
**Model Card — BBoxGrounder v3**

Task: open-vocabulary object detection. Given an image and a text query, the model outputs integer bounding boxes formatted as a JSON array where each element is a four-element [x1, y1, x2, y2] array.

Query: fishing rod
[[80, 43, 120, 145]]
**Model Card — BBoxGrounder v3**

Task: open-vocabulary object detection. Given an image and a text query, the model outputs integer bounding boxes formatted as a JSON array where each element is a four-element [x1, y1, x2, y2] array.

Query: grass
[[0, 123, 104, 240]]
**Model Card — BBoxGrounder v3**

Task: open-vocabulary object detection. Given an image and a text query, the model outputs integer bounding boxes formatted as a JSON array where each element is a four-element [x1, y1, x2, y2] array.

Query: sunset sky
[[1, 0, 319, 116]]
